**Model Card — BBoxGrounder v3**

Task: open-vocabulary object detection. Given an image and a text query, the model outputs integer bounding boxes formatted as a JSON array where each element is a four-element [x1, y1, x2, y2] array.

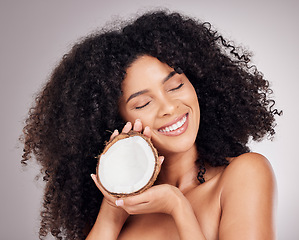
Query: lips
[[158, 113, 188, 136]]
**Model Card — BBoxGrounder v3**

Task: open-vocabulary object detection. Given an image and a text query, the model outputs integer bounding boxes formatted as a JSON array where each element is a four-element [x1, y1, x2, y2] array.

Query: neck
[[156, 144, 199, 193]]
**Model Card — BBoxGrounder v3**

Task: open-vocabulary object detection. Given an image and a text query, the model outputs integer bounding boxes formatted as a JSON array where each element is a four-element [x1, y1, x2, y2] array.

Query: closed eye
[[135, 101, 151, 109], [169, 83, 184, 91]]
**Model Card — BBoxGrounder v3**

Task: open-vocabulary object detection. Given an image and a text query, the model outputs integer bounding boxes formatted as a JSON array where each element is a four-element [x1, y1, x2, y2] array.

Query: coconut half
[[96, 131, 159, 197]]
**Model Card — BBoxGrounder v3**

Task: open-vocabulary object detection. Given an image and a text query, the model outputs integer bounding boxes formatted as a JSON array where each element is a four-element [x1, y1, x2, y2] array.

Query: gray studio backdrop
[[1, 0, 298, 239]]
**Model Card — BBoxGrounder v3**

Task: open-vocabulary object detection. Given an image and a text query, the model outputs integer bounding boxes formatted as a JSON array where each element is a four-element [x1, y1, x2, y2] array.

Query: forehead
[[122, 56, 173, 92]]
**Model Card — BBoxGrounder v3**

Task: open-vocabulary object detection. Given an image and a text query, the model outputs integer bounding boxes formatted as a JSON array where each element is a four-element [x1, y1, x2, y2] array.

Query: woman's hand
[[113, 184, 181, 215], [92, 119, 165, 210], [87, 119, 164, 239]]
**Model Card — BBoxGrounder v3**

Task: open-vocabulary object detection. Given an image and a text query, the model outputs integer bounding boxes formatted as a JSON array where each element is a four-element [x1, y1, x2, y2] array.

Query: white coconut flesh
[[98, 135, 157, 195]]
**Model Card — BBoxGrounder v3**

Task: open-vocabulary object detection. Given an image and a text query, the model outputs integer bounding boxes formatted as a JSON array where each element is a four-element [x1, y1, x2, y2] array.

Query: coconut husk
[[96, 130, 159, 197]]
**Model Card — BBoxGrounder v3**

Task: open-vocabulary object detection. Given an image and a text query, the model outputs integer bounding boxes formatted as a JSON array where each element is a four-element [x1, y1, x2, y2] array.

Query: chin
[[153, 135, 197, 156]]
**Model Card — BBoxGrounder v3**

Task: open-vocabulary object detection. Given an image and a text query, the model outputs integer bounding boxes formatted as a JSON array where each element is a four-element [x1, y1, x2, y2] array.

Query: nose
[[157, 94, 179, 117]]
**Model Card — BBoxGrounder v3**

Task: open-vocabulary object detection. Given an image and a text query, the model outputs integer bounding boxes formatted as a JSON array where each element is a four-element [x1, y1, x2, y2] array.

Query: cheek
[[134, 113, 156, 128], [120, 107, 154, 127], [183, 85, 199, 107], [184, 87, 200, 124], [119, 99, 135, 123], [119, 110, 136, 123]]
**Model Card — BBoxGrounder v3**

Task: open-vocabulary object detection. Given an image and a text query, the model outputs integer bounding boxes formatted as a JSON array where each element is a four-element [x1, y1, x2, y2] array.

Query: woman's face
[[119, 55, 200, 155]]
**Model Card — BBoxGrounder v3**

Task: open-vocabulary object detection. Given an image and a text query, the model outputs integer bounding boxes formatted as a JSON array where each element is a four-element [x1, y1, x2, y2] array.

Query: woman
[[22, 10, 280, 239]]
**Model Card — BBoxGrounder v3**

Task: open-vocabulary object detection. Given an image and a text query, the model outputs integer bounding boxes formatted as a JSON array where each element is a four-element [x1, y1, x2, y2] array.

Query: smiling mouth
[[158, 114, 188, 133]]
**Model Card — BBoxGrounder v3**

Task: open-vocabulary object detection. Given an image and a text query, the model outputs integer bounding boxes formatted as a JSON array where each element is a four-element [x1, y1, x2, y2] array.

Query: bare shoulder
[[218, 152, 277, 239], [229, 152, 272, 167], [221, 152, 275, 185], [219, 152, 277, 207]]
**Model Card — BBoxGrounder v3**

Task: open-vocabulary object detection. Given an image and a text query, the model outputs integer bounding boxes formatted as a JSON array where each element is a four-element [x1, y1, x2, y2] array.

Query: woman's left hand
[[115, 183, 206, 240], [114, 184, 184, 216]]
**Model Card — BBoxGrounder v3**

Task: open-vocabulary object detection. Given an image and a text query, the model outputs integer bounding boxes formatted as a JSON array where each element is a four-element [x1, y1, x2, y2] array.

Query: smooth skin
[[87, 56, 276, 240]]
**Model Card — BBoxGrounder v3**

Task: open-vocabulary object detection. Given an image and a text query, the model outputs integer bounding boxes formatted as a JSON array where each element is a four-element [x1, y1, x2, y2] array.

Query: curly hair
[[21, 10, 280, 239]]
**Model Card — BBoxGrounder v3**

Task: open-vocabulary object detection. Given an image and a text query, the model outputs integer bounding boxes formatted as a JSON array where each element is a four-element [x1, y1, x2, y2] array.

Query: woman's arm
[[86, 196, 128, 240], [170, 187, 207, 240], [116, 184, 206, 240], [219, 153, 276, 239]]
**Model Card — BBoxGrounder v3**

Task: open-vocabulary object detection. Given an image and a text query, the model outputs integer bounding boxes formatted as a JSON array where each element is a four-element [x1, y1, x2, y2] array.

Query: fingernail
[[135, 119, 141, 123], [160, 156, 164, 164], [115, 199, 124, 206], [144, 126, 150, 132], [90, 174, 94, 179], [113, 129, 119, 134]]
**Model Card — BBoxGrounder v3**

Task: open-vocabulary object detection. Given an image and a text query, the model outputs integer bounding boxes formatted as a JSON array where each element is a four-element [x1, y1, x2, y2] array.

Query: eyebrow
[[126, 70, 176, 103]]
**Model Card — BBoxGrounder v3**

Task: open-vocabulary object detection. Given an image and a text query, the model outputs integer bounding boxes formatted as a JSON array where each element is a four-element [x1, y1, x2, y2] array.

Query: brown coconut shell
[[96, 130, 159, 197]]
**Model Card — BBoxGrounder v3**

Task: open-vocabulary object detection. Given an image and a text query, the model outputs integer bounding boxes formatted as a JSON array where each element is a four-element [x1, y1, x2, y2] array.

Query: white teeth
[[159, 115, 187, 133]]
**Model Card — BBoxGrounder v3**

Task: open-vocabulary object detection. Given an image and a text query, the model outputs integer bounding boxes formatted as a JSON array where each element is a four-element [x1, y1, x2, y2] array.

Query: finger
[[133, 119, 142, 132], [118, 192, 153, 215], [120, 201, 151, 215], [157, 156, 164, 174], [122, 122, 132, 133], [109, 129, 119, 141], [121, 190, 152, 207], [143, 126, 152, 139], [115, 189, 152, 208], [91, 173, 102, 189], [158, 156, 164, 166]]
